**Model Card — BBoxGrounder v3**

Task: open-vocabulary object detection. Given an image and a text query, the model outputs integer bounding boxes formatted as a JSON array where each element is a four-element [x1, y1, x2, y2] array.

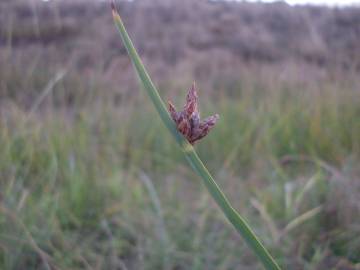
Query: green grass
[[0, 73, 359, 269], [1, 1, 359, 268]]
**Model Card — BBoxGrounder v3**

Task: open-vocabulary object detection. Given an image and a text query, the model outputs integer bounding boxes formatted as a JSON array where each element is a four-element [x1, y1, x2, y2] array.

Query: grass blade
[[282, 206, 323, 237], [111, 3, 281, 269]]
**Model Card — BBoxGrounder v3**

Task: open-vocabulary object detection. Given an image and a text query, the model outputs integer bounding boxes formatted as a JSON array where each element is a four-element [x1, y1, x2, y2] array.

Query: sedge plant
[[111, 2, 281, 269]]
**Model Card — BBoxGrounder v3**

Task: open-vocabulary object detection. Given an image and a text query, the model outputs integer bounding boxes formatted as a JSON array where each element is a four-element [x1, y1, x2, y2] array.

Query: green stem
[[112, 5, 281, 270]]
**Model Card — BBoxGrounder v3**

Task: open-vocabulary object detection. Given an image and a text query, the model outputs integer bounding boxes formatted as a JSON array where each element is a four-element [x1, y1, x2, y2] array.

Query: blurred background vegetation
[[0, 0, 359, 269]]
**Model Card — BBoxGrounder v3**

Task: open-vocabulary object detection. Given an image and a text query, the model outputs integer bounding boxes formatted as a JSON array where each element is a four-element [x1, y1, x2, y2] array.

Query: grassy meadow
[[1, 1, 360, 269]]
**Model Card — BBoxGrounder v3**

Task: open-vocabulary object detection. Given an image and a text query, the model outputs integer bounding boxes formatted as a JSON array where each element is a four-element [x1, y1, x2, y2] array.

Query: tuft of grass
[[0, 82, 359, 269]]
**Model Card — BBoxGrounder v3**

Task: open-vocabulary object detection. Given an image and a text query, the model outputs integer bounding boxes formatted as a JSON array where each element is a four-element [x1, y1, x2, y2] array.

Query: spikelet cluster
[[168, 83, 219, 144]]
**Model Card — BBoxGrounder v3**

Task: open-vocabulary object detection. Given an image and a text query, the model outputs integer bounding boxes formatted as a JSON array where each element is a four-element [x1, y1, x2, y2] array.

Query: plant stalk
[[111, 4, 281, 270]]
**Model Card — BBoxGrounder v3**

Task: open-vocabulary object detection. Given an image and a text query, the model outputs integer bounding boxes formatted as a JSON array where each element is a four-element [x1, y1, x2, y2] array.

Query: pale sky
[[244, 0, 360, 6], [40, 0, 360, 6]]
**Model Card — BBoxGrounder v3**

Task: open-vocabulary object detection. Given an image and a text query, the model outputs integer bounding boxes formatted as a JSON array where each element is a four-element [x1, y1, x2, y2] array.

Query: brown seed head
[[168, 83, 219, 144]]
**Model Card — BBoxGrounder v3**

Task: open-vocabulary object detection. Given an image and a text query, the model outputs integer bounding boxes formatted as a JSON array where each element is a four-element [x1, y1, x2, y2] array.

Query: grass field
[[1, 1, 360, 269], [1, 58, 359, 269]]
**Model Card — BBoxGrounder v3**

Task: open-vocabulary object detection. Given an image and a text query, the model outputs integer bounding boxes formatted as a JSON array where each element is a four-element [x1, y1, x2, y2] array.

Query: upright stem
[[111, 3, 281, 269]]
